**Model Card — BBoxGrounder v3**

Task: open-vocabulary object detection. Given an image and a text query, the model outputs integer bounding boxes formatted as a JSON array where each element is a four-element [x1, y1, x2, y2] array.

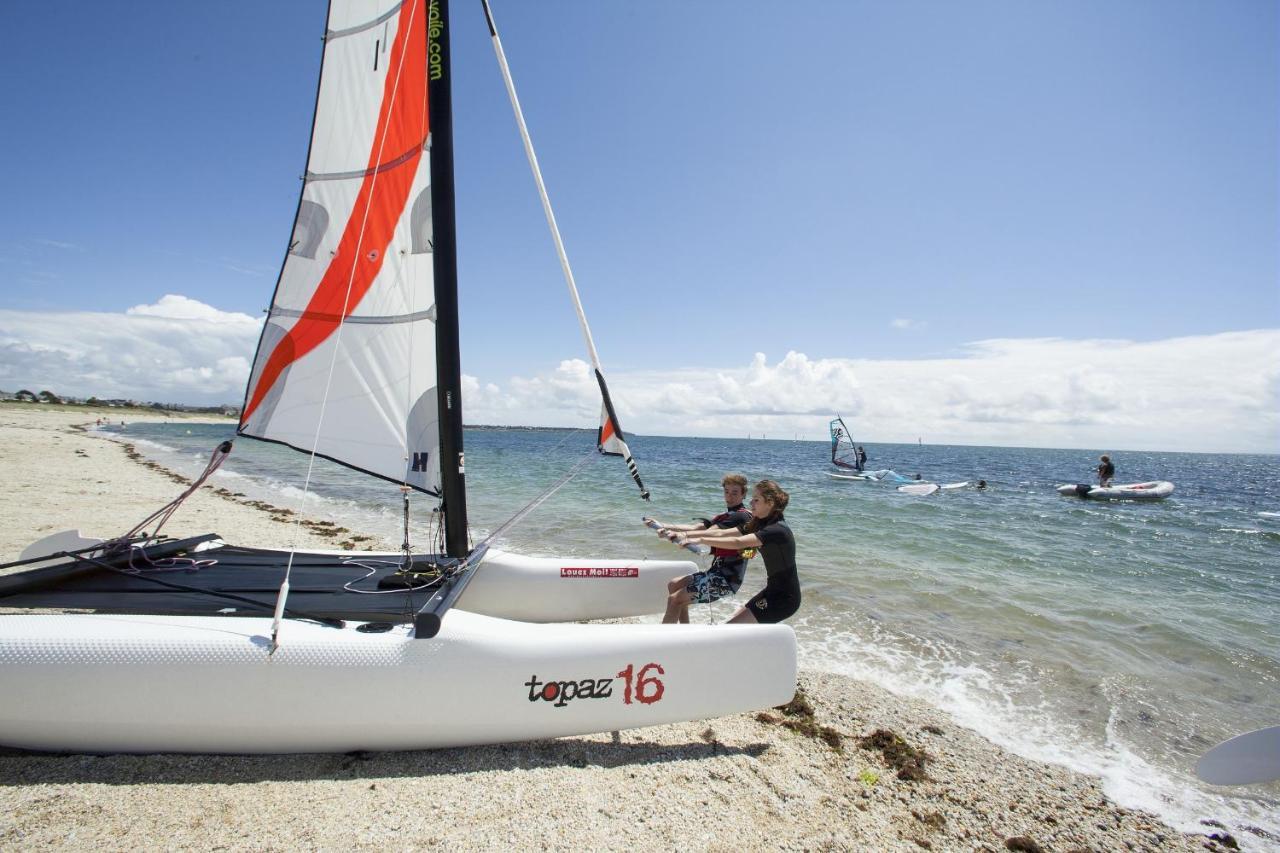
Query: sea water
[[102, 422, 1280, 844]]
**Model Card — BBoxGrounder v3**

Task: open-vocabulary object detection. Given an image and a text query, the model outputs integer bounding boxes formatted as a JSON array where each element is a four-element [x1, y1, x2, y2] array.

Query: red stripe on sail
[[599, 416, 616, 448], [243, 0, 428, 423]]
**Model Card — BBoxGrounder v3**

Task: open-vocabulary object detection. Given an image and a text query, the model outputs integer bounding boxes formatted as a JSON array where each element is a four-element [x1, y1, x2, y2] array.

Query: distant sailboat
[[0, 0, 795, 754]]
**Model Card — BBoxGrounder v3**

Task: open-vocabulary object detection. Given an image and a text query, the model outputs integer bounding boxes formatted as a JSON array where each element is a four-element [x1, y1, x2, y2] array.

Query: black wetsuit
[[742, 516, 801, 623], [1098, 461, 1115, 484]]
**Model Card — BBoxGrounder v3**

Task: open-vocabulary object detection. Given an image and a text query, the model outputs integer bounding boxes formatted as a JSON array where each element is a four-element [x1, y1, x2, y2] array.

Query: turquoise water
[[105, 422, 1279, 844]]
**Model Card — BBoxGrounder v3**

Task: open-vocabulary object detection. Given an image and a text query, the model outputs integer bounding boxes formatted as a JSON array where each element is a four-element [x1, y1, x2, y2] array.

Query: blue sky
[[1, 1, 1276, 450]]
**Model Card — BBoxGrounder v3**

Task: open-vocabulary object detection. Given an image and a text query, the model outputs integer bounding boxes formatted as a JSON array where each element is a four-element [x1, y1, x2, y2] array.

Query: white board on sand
[[1195, 725, 1280, 785]]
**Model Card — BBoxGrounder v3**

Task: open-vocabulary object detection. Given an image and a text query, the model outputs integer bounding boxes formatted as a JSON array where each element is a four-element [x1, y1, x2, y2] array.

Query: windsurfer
[[856, 445, 867, 470], [672, 480, 800, 625], [645, 474, 753, 624]]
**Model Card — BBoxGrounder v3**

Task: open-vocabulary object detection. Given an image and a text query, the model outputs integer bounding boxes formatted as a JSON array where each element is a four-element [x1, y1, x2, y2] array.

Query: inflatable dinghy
[[1056, 481, 1174, 501]]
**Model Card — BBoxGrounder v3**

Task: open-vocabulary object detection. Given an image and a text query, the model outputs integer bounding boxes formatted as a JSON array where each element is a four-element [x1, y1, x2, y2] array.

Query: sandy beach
[[0, 405, 1241, 851]]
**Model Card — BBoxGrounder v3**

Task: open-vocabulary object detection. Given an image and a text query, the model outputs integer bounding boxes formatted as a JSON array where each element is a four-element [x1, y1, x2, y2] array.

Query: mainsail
[[239, 0, 448, 498], [829, 416, 860, 471]]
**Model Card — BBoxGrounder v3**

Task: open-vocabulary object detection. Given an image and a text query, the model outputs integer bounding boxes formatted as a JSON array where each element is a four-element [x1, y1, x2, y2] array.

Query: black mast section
[[428, 0, 469, 559]]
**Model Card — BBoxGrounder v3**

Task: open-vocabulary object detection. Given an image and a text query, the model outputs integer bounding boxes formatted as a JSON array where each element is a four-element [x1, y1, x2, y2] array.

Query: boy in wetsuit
[[645, 473, 753, 624]]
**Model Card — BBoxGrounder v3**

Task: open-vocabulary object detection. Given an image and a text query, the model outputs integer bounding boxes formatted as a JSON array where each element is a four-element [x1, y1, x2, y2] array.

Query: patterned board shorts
[[685, 570, 741, 604]]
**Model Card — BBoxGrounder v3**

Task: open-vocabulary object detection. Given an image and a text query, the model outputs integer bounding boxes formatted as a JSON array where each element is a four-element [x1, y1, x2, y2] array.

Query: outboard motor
[[1074, 484, 1093, 498]]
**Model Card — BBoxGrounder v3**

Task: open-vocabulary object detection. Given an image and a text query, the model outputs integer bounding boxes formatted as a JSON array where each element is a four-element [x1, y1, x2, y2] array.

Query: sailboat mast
[[427, 0, 468, 558]]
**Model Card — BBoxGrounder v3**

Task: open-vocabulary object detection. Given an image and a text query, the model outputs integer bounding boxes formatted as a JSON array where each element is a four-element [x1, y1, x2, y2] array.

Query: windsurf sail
[[482, 0, 649, 501], [829, 416, 861, 471]]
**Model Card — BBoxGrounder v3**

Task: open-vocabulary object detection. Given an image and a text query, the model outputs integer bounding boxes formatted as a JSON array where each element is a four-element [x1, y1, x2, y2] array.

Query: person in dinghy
[[1097, 454, 1115, 487], [670, 480, 801, 625], [645, 473, 754, 624]]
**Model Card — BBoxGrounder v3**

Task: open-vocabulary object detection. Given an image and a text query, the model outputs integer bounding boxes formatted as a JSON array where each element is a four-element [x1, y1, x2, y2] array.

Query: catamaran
[[0, 0, 795, 753]]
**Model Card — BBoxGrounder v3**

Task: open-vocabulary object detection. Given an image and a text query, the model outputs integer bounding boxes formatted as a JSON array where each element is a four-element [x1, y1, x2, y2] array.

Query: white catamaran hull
[[0, 611, 795, 753], [16, 533, 697, 623], [463, 549, 694, 622]]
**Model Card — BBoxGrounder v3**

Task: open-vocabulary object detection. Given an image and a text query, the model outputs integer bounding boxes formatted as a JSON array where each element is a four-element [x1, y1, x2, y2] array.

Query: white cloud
[[1, 296, 1275, 452], [29, 238, 84, 252], [464, 331, 1280, 453], [0, 295, 260, 403], [125, 294, 252, 323]]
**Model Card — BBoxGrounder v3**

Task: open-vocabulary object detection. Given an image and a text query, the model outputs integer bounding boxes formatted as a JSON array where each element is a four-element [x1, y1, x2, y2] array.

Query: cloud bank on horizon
[[1, 295, 1276, 453]]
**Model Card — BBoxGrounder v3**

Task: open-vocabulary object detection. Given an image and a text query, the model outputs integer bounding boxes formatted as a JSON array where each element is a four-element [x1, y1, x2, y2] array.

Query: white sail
[[240, 0, 441, 495]]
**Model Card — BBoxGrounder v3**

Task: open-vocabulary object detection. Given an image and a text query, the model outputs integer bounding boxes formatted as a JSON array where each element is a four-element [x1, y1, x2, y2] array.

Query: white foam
[[797, 621, 1280, 847], [120, 436, 179, 454]]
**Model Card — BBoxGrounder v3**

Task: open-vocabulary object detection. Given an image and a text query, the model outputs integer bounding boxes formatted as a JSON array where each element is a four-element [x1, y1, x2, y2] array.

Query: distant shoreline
[[6, 401, 1272, 456]]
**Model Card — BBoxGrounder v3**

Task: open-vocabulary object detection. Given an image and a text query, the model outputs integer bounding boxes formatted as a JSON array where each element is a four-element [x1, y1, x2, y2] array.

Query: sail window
[[410, 188, 433, 254], [289, 200, 329, 259]]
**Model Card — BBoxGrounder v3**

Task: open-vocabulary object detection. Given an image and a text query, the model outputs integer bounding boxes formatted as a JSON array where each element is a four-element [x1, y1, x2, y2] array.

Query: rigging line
[[271, 0, 425, 653], [64, 552, 345, 628], [464, 427, 593, 546], [393, 22, 430, 551], [471, 447, 598, 556], [117, 441, 232, 548]]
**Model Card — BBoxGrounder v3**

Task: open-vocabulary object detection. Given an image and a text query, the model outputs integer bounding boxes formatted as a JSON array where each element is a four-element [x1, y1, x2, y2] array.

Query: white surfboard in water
[[1195, 725, 1280, 785]]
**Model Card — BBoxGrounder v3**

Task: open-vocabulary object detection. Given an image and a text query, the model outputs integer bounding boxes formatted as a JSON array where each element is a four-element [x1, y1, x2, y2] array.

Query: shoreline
[[0, 407, 1248, 851]]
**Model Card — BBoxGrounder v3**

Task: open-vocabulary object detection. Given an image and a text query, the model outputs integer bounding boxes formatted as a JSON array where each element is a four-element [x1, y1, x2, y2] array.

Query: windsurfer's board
[[0, 611, 796, 753], [898, 483, 940, 496], [1195, 725, 1280, 786]]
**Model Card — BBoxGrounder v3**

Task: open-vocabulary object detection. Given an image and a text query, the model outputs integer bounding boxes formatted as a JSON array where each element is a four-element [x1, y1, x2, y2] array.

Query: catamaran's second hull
[[6, 533, 699, 624], [0, 611, 796, 753], [465, 548, 695, 621]]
